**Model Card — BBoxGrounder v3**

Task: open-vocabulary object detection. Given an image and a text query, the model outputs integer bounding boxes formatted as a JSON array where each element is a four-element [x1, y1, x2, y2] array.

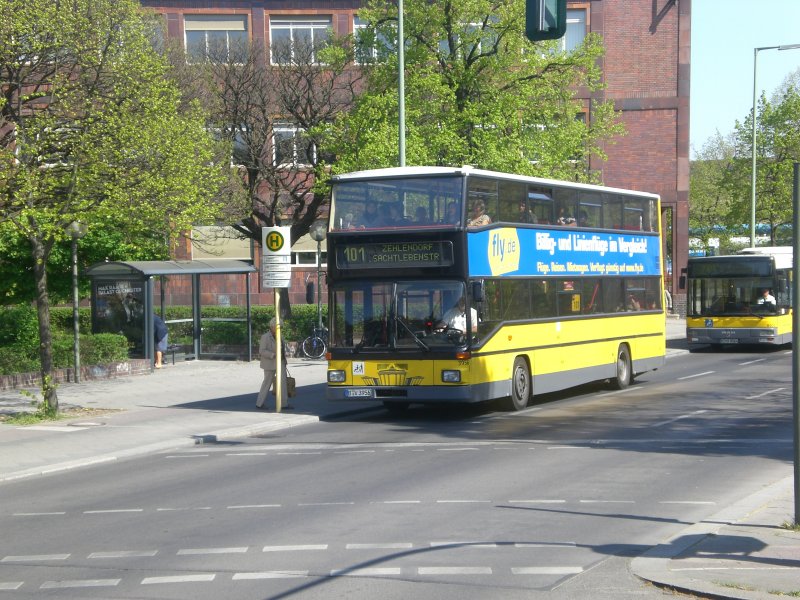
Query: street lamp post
[[309, 220, 327, 331], [66, 221, 88, 383], [750, 43, 800, 248]]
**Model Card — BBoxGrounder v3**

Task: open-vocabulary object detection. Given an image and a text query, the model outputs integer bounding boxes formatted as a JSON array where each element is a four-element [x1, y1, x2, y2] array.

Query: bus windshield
[[330, 176, 464, 231], [689, 276, 780, 316], [331, 281, 476, 350]]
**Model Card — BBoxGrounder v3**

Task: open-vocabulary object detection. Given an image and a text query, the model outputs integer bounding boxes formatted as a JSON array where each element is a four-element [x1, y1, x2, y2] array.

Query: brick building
[[141, 0, 690, 314]]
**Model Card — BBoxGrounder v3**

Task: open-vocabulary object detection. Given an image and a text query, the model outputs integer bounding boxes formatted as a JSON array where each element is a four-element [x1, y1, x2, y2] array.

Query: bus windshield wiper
[[395, 317, 430, 351]]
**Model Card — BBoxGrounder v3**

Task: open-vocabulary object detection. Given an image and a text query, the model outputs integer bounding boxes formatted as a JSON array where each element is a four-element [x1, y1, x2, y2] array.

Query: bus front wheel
[[612, 344, 632, 390], [507, 357, 531, 411]]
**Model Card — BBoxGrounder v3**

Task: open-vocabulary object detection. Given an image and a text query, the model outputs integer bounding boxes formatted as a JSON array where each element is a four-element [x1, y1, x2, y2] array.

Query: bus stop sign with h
[[261, 227, 292, 290]]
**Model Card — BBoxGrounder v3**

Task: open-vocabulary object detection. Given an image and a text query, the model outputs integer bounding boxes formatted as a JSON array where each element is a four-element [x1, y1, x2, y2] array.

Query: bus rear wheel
[[507, 357, 531, 411], [612, 344, 632, 390]]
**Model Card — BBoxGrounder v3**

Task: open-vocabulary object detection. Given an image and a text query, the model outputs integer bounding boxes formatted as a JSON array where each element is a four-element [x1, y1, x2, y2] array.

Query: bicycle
[[301, 325, 328, 359]]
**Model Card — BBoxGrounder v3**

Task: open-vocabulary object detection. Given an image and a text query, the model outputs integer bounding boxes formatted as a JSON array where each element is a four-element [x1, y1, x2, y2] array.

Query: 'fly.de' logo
[[488, 228, 520, 275], [265, 231, 285, 252]]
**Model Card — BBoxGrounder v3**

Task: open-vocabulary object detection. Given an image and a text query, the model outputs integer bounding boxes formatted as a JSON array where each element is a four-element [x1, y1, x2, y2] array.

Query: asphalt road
[[0, 344, 792, 599]]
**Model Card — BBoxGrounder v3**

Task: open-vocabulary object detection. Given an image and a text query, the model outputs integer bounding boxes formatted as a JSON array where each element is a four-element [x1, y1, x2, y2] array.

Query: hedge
[[0, 303, 327, 375]]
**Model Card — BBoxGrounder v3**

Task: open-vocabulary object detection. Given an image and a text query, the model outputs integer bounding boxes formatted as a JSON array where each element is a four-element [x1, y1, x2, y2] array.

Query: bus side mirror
[[471, 280, 485, 302], [526, 0, 567, 42]]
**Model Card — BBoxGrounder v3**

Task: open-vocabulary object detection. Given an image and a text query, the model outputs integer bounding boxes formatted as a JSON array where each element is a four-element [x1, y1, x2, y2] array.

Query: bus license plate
[[345, 388, 373, 398], [720, 339, 738, 344]]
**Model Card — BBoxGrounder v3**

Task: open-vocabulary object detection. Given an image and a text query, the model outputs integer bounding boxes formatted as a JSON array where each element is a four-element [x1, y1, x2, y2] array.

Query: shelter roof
[[86, 259, 256, 278]]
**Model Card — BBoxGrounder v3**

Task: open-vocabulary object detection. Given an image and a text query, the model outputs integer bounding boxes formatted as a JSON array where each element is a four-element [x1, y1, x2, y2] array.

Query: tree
[[730, 85, 800, 246], [689, 132, 740, 253], [326, 0, 624, 180], [166, 34, 364, 250], [0, 0, 225, 411]]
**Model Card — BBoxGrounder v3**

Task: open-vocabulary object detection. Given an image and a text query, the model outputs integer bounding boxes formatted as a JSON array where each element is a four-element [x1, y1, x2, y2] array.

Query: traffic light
[[526, 0, 567, 42]]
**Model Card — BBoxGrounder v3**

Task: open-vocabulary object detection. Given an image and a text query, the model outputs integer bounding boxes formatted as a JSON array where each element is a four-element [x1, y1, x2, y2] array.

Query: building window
[[270, 16, 331, 65], [353, 16, 394, 64], [563, 9, 587, 53], [185, 15, 248, 63], [274, 124, 313, 167]]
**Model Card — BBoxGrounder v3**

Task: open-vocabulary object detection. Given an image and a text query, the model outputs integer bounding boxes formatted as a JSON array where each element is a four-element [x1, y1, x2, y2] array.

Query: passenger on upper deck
[[468, 200, 491, 228], [441, 202, 460, 225], [414, 206, 430, 224], [356, 203, 382, 228], [518, 200, 537, 224]]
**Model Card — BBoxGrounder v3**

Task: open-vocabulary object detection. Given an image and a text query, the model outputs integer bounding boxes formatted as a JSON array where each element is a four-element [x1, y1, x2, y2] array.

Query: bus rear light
[[455, 351, 471, 360], [442, 370, 461, 383], [328, 370, 345, 383]]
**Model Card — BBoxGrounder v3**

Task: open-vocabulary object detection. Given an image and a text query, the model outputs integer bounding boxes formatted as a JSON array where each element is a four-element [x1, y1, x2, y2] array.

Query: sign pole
[[792, 162, 799, 524], [275, 291, 282, 413]]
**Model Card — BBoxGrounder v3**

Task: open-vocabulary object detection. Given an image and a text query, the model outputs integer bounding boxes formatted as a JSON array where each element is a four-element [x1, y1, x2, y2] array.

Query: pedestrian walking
[[256, 317, 292, 410]]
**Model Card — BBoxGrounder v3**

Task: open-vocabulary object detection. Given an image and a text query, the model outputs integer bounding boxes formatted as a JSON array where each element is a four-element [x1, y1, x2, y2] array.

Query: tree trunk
[[30, 235, 59, 413]]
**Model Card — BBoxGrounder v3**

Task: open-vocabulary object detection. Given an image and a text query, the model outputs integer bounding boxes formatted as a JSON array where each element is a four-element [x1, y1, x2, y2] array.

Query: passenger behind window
[[518, 200, 537, 224], [441, 201, 460, 225], [577, 210, 590, 227], [557, 206, 576, 226], [356, 202, 382, 228], [468, 200, 492, 227], [386, 203, 406, 226], [414, 206, 430, 224]]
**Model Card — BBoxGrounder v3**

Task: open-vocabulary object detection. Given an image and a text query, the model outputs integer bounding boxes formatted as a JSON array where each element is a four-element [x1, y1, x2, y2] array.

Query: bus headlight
[[441, 370, 461, 383], [328, 370, 346, 383]]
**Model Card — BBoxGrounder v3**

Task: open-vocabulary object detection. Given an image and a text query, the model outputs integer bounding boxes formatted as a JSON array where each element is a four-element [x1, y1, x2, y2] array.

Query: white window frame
[[273, 124, 314, 167], [561, 9, 587, 53], [184, 15, 249, 64], [353, 16, 395, 65], [269, 16, 331, 65]]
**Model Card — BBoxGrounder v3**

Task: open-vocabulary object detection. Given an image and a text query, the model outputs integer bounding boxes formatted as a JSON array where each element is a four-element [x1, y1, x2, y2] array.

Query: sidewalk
[[1, 318, 797, 599]]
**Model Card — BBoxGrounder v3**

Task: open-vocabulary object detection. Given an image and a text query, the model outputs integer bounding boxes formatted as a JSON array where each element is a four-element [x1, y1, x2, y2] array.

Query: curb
[[631, 477, 794, 599]]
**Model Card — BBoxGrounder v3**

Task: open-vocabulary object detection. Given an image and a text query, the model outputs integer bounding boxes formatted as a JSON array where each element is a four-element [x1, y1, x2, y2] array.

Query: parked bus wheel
[[612, 344, 632, 390], [507, 357, 531, 411]]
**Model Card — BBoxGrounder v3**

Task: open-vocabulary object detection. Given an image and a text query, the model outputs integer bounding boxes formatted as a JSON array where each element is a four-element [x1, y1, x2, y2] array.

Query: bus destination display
[[336, 241, 454, 270]]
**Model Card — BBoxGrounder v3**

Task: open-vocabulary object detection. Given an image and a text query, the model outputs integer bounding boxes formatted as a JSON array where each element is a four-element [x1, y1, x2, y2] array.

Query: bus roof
[[330, 166, 660, 200], [738, 246, 793, 269]]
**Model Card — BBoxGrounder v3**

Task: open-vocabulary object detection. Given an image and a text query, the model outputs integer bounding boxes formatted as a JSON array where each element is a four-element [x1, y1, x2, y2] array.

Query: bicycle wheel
[[302, 336, 326, 359]]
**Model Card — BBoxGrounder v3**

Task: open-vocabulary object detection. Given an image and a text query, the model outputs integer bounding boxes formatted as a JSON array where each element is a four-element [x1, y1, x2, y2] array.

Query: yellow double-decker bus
[[325, 166, 666, 411], [684, 246, 793, 349]]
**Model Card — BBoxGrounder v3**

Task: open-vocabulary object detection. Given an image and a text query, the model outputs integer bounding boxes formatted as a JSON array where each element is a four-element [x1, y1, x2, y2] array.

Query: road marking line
[[0, 583, 23, 590], [226, 453, 267, 456], [14, 512, 65, 516], [509, 500, 566, 504], [156, 507, 211, 511], [512, 566, 583, 575], [418, 567, 492, 575], [659, 501, 716, 505], [746, 387, 785, 399], [227, 504, 281, 509], [436, 500, 491, 504], [330, 568, 402, 576], [335, 450, 376, 454], [430, 541, 497, 548], [165, 454, 208, 458], [375, 500, 421, 504], [84, 509, 143, 514], [178, 547, 248, 555], [41, 579, 120, 588], [2, 554, 69, 562], [437, 447, 479, 451], [89, 550, 158, 558], [653, 410, 707, 427], [278, 452, 323, 455], [298, 502, 354, 506], [579, 500, 635, 504], [142, 574, 215, 584], [263, 545, 328, 552], [547, 446, 590, 450], [515, 542, 576, 548], [233, 571, 308, 579], [738, 358, 766, 365], [21, 426, 84, 432], [346, 543, 413, 550], [677, 371, 715, 380]]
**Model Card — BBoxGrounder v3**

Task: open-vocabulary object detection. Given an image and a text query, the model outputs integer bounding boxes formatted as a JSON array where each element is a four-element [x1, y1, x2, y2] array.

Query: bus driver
[[437, 297, 478, 334]]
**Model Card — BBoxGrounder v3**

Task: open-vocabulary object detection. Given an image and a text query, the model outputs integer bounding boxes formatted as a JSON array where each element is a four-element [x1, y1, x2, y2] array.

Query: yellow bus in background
[[685, 246, 793, 349], [325, 166, 666, 411]]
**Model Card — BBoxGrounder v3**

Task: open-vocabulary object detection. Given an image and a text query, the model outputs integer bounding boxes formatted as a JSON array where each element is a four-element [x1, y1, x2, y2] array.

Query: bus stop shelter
[[85, 259, 257, 366]]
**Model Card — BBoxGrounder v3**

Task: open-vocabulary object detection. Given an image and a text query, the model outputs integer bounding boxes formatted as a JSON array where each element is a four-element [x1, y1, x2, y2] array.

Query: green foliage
[[0, 306, 128, 375], [325, 0, 623, 180]]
